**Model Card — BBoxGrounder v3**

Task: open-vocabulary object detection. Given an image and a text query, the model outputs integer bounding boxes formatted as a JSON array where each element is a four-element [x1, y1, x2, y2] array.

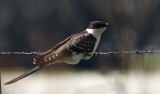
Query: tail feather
[[4, 63, 48, 85]]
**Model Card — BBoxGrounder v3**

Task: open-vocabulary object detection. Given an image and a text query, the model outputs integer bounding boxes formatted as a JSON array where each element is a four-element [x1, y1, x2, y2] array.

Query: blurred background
[[0, 0, 160, 94]]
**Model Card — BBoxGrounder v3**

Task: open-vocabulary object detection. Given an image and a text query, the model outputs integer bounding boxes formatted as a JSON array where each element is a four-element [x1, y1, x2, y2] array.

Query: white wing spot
[[49, 57, 51, 60], [53, 54, 55, 58], [55, 53, 58, 56], [84, 33, 88, 36]]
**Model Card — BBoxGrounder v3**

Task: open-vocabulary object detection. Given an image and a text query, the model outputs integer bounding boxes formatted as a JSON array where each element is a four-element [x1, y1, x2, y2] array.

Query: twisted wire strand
[[0, 50, 160, 55]]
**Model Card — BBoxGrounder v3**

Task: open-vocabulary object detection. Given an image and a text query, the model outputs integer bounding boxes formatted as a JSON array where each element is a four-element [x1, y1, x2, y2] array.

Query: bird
[[5, 21, 110, 85]]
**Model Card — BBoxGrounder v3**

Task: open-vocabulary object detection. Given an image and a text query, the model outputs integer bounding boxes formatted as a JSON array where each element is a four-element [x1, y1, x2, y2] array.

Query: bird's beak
[[105, 23, 110, 26]]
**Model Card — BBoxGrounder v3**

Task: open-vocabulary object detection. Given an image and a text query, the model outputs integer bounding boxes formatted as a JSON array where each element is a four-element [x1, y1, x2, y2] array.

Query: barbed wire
[[0, 51, 42, 55], [0, 50, 160, 55], [95, 49, 160, 55]]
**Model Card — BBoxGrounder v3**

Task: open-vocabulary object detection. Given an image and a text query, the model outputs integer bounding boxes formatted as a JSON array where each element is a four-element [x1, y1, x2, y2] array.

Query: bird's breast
[[58, 53, 83, 64]]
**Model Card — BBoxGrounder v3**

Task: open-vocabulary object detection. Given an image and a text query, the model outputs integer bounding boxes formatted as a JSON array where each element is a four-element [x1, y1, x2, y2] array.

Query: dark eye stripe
[[88, 21, 107, 29]]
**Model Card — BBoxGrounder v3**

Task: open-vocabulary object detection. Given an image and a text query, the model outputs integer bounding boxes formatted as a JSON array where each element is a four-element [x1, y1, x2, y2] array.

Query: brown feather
[[34, 35, 72, 64], [4, 63, 48, 85]]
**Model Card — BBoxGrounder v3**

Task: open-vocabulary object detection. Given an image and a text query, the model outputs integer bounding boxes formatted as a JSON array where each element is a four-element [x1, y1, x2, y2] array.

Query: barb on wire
[[0, 52, 43, 55], [95, 49, 160, 55], [0, 50, 160, 55]]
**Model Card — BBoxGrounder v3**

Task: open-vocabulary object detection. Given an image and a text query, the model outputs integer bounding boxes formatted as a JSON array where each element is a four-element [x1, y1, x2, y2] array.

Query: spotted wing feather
[[34, 35, 73, 64], [67, 31, 97, 58]]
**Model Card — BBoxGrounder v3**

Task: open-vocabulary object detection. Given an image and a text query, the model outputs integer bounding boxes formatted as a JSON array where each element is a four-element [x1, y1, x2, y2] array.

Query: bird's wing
[[67, 32, 97, 54], [34, 35, 73, 64]]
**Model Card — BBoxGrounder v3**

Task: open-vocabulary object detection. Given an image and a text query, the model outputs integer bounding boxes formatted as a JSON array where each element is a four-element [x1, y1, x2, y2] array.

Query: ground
[[2, 69, 160, 94]]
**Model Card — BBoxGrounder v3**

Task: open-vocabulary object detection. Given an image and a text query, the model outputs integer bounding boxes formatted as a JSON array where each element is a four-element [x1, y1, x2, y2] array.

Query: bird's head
[[87, 21, 109, 34]]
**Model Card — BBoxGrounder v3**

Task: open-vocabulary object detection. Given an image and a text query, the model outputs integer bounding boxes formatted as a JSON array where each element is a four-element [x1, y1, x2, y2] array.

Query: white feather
[[86, 27, 106, 53]]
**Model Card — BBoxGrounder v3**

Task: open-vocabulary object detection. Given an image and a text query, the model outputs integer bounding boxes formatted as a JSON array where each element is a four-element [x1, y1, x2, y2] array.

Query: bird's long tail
[[4, 63, 48, 85]]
